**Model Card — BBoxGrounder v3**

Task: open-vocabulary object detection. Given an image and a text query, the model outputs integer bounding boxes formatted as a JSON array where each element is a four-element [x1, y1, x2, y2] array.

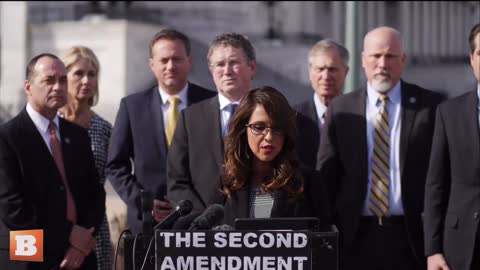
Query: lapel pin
[[64, 137, 71, 144], [409, 97, 416, 104]]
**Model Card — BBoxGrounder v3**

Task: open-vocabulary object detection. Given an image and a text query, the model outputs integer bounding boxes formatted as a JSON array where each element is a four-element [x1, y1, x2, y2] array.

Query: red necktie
[[48, 121, 77, 224]]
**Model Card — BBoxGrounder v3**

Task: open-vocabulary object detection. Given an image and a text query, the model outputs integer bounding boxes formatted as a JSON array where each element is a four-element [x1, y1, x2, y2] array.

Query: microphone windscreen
[[188, 204, 225, 230], [152, 200, 193, 231], [212, 224, 234, 231], [176, 200, 193, 215], [172, 211, 202, 230]]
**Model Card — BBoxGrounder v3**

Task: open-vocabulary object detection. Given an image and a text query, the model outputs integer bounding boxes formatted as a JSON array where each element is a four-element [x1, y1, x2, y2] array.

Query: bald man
[[316, 26, 443, 270]]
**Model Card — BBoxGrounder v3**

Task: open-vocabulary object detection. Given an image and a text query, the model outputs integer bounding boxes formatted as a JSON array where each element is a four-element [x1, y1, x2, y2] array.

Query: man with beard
[[316, 26, 443, 270]]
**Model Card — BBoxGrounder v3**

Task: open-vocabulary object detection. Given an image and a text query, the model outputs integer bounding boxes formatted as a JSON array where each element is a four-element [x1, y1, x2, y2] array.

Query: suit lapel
[[399, 82, 417, 175], [204, 97, 224, 166], [352, 90, 369, 187], [186, 83, 204, 105], [20, 110, 63, 184], [232, 187, 250, 219], [59, 119, 77, 189], [308, 98, 320, 125], [149, 87, 168, 154], [462, 91, 480, 167], [270, 190, 294, 217]]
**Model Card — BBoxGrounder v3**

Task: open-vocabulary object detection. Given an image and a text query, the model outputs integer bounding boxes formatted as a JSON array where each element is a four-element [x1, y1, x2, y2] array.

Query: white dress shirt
[[26, 103, 61, 154], [363, 81, 404, 216], [313, 94, 328, 128], [218, 93, 241, 137], [158, 83, 189, 130], [477, 83, 480, 128]]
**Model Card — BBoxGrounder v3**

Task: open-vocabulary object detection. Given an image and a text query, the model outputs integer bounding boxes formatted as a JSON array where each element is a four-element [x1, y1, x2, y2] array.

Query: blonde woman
[[59, 46, 112, 270]]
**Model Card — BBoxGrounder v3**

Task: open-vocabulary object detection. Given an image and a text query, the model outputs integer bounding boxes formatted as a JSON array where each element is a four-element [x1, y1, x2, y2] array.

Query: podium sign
[[155, 230, 312, 270]]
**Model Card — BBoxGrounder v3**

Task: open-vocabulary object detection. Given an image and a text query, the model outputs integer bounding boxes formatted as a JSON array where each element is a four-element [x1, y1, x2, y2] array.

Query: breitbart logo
[[10, 230, 43, 262]]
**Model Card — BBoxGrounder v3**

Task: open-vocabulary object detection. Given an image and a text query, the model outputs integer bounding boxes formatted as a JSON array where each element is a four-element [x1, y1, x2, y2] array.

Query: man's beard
[[371, 77, 392, 93]]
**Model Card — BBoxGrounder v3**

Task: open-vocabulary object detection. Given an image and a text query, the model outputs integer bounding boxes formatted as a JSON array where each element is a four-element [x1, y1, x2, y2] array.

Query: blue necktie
[[224, 103, 238, 138]]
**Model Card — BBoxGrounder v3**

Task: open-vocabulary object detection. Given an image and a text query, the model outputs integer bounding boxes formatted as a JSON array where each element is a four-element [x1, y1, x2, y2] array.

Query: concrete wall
[[0, 2, 28, 117], [30, 19, 162, 123]]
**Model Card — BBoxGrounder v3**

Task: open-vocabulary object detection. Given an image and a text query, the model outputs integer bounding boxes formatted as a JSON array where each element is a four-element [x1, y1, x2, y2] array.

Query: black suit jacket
[[106, 83, 215, 233], [0, 109, 105, 270], [294, 99, 321, 169], [167, 96, 227, 211], [424, 90, 480, 270], [223, 168, 332, 229], [317, 81, 443, 263]]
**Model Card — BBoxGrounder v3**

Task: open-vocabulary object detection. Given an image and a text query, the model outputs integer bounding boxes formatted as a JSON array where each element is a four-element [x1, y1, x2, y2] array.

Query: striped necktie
[[165, 96, 180, 146], [369, 94, 390, 219]]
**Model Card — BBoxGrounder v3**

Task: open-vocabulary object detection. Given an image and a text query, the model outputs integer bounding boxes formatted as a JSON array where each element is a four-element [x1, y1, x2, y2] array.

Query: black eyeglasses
[[245, 123, 284, 136]]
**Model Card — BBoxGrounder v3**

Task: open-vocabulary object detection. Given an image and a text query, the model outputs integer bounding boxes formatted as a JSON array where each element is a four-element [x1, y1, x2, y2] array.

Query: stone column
[[331, 1, 344, 44], [0, 1, 28, 118], [401, 2, 412, 57]]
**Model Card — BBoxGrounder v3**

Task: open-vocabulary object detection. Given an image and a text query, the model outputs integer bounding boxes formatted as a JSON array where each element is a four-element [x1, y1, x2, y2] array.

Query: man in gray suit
[[167, 32, 256, 211], [424, 22, 480, 270]]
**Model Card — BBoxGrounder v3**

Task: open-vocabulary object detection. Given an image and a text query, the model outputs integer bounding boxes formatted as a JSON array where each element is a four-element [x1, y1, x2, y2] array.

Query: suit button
[[474, 212, 479, 219], [59, 186, 64, 191]]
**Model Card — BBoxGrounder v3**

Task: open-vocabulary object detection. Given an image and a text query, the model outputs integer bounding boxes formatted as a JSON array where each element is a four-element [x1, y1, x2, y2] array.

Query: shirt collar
[[367, 80, 402, 106], [158, 83, 189, 105], [313, 93, 328, 119], [477, 82, 480, 105], [218, 92, 241, 111], [26, 103, 60, 133]]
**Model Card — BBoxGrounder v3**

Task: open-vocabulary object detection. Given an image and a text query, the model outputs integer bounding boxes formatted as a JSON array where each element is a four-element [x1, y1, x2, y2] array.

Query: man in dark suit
[[106, 29, 215, 234], [317, 26, 443, 270], [0, 53, 105, 269], [167, 32, 257, 211], [295, 39, 349, 169], [424, 23, 480, 270]]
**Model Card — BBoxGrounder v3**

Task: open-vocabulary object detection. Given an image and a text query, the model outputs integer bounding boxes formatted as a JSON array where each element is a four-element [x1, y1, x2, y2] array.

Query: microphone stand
[[137, 200, 193, 270]]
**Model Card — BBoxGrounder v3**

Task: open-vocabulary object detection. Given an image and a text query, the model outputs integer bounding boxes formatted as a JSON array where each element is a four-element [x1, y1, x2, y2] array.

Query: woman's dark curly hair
[[222, 86, 303, 199]]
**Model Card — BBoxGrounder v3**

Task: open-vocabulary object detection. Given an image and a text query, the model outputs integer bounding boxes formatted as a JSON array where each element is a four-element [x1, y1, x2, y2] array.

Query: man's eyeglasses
[[210, 59, 244, 71], [245, 123, 284, 136]]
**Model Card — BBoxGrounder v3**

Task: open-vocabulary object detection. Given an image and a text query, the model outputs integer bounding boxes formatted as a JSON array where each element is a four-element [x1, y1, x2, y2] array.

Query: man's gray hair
[[308, 39, 349, 67]]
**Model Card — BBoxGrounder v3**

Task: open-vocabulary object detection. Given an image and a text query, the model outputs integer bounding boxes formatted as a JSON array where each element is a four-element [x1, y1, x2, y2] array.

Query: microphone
[[171, 211, 202, 230], [187, 204, 225, 230], [212, 224, 234, 231], [141, 190, 153, 235], [153, 200, 193, 231]]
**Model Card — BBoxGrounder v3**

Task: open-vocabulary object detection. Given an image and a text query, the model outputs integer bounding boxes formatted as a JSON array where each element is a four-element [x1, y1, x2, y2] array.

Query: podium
[[154, 229, 338, 270], [123, 219, 338, 270]]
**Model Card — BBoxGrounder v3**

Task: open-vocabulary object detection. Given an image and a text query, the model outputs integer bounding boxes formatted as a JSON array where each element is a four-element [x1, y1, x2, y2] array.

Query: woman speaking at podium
[[221, 86, 331, 228]]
